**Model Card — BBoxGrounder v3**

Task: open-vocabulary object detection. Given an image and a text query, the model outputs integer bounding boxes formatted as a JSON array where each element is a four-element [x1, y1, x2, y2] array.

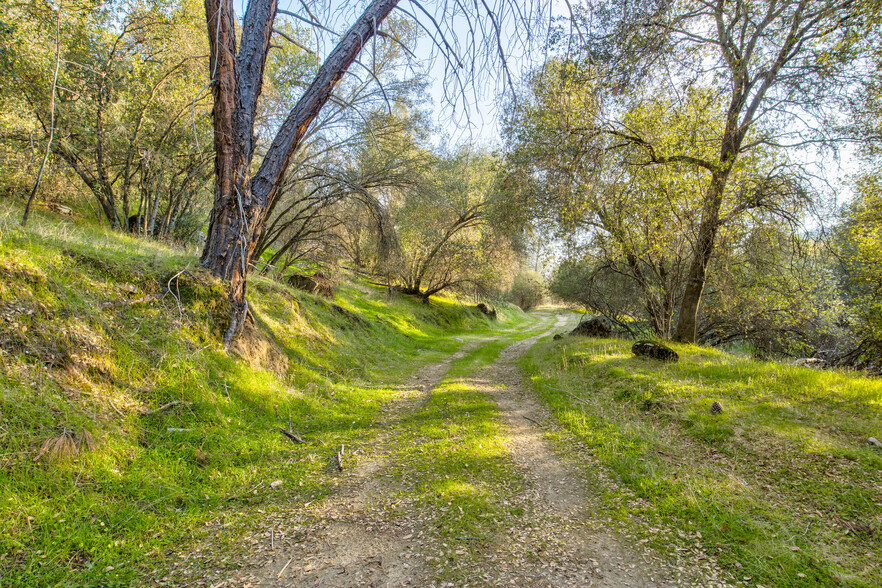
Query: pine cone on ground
[[710, 401, 723, 415]]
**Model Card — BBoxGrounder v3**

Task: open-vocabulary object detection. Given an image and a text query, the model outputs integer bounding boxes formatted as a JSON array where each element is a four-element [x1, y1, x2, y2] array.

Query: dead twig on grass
[[140, 400, 193, 416], [33, 427, 95, 462], [277, 557, 293, 578], [106, 395, 126, 417], [278, 427, 305, 444], [164, 268, 189, 325], [523, 415, 544, 427], [547, 385, 591, 406], [99, 293, 161, 309], [226, 482, 265, 502], [336, 444, 345, 471]]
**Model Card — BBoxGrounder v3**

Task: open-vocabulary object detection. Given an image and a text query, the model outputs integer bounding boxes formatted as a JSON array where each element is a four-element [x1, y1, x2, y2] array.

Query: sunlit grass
[[0, 202, 526, 586], [388, 373, 518, 550], [368, 314, 559, 584], [523, 336, 882, 587]]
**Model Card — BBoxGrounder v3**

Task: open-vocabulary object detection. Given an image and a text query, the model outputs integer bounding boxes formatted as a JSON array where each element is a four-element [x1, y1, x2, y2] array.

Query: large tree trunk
[[200, 0, 399, 344], [672, 170, 730, 343]]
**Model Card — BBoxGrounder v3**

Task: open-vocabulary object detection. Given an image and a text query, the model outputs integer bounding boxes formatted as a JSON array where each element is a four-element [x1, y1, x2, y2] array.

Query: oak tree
[[586, 0, 877, 342]]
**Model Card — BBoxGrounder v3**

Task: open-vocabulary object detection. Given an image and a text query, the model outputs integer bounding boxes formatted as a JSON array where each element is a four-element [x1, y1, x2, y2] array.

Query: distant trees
[[505, 61, 701, 337], [509, 270, 545, 310], [503, 0, 880, 351], [253, 32, 424, 273], [834, 175, 882, 360], [254, 111, 423, 273], [246, 95, 519, 302], [304, 113, 518, 300], [393, 148, 513, 299], [4, 0, 212, 234], [549, 258, 645, 333]]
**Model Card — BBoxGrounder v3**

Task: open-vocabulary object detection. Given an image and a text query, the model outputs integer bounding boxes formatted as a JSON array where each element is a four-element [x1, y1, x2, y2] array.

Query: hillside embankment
[[0, 205, 524, 586], [1, 205, 880, 587]]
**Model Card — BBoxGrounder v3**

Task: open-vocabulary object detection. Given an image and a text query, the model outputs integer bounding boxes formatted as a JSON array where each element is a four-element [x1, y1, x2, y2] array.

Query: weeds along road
[[175, 311, 727, 588]]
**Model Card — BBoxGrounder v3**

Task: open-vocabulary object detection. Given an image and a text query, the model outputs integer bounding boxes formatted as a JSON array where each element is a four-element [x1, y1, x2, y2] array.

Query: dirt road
[[189, 313, 727, 587]]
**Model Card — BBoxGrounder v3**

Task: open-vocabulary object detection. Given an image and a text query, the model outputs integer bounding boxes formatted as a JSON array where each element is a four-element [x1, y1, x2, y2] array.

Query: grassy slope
[[523, 337, 882, 587], [0, 204, 528, 587]]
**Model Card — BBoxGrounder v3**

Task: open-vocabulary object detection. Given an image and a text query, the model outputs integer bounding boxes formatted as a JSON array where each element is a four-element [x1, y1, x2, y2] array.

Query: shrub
[[509, 270, 545, 310]]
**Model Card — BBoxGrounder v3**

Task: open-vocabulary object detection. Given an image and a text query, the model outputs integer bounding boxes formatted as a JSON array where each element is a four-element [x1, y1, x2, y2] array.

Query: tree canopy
[[2, 0, 882, 361]]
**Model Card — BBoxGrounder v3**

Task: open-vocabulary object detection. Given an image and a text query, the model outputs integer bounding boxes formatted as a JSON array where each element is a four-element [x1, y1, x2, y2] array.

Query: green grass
[[12, 198, 879, 586], [522, 337, 882, 587], [0, 202, 526, 586], [377, 313, 559, 584]]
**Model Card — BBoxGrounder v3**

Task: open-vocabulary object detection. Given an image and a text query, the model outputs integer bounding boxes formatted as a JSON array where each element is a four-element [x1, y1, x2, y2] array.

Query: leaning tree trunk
[[672, 170, 730, 343], [200, 0, 400, 345]]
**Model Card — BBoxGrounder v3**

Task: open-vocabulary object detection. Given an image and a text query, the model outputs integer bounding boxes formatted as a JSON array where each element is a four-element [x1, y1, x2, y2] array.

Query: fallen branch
[[277, 557, 293, 579], [140, 400, 193, 416], [226, 482, 265, 502], [278, 427, 305, 444], [106, 395, 126, 418], [165, 269, 188, 324], [99, 293, 161, 309], [540, 383, 593, 407], [558, 388, 591, 406], [523, 415, 544, 427]]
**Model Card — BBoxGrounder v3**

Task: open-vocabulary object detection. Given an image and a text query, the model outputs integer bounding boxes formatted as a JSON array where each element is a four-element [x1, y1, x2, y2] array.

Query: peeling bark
[[200, 0, 400, 343]]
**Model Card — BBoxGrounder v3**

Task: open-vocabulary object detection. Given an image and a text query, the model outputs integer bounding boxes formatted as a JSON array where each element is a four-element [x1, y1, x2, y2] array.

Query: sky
[[247, 0, 860, 207], [257, 0, 577, 147], [415, 0, 578, 147]]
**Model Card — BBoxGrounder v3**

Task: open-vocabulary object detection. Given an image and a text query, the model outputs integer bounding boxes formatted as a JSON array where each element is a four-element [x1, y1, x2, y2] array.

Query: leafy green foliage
[[549, 258, 646, 332], [2, 0, 212, 231], [835, 175, 882, 353], [702, 222, 842, 354], [550, 0, 879, 342], [394, 147, 515, 298], [508, 270, 544, 310], [507, 55, 829, 346]]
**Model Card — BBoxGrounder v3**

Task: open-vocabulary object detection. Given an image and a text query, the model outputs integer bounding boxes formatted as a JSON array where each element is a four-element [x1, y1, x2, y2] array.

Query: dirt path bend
[[203, 314, 728, 587]]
